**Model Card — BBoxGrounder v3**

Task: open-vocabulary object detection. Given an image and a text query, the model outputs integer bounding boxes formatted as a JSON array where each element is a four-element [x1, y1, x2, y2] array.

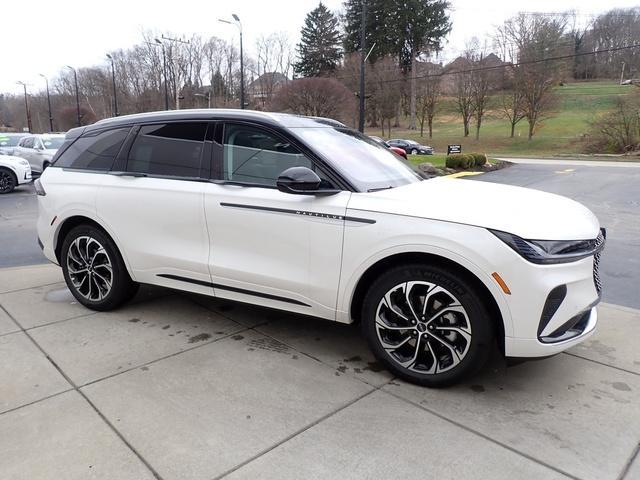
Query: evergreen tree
[[295, 2, 343, 77]]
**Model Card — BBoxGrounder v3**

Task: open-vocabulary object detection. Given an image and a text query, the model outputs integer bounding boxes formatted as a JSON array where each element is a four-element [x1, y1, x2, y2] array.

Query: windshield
[[0, 135, 24, 147], [292, 127, 421, 192], [40, 137, 65, 150], [406, 140, 419, 145]]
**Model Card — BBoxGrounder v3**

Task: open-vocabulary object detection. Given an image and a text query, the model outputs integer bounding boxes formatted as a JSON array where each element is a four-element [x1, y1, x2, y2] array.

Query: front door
[[204, 122, 350, 319]]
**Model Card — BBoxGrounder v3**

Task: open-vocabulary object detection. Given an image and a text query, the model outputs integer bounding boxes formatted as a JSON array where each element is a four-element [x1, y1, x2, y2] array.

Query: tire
[[0, 168, 17, 194], [410, 148, 418, 155], [61, 225, 139, 311], [361, 263, 494, 387]]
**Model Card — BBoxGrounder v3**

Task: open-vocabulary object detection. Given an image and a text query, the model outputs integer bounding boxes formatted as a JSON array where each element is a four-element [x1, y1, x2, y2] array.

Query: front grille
[[593, 229, 606, 295]]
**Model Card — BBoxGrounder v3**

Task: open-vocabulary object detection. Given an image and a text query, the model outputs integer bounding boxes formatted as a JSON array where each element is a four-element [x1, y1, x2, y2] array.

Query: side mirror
[[276, 167, 339, 196]]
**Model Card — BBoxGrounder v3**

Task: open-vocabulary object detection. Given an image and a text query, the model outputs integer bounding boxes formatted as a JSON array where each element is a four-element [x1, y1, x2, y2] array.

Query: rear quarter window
[[54, 128, 130, 170]]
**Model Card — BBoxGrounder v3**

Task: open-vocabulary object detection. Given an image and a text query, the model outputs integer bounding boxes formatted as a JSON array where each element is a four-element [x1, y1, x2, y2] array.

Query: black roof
[[80, 109, 341, 136]]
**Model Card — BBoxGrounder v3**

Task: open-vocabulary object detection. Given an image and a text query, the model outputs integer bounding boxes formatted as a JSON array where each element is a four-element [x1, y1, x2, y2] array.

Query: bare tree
[[498, 13, 569, 140], [415, 63, 441, 138], [451, 56, 474, 137], [370, 57, 402, 136], [271, 77, 354, 120]]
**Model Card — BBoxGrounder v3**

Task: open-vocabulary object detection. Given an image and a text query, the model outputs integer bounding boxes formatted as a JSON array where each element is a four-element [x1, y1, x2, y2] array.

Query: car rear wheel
[[361, 264, 494, 387], [61, 225, 139, 311], [0, 168, 17, 194]]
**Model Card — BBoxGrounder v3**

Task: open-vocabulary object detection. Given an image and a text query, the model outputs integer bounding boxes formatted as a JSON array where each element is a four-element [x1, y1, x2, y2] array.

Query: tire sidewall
[[411, 148, 418, 155], [0, 168, 16, 194], [361, 264, 494, 387], [61, 225, 135, 311]]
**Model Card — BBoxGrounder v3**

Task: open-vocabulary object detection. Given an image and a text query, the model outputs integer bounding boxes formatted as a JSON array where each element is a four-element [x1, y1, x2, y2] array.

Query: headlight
[[490, 229, 605, 264]]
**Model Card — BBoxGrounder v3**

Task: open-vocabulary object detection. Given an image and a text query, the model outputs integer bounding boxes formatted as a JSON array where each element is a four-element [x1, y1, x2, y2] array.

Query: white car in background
[[12, 134, 65, 174], [0, 151, 32, 193], [36, 110, 605, 386]]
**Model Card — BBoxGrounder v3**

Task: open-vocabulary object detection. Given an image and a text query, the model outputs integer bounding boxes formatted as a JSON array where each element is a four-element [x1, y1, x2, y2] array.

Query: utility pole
[[620, 62, 626, 85], [358, 0, 367, 133], [161, 35, 190, 110], [219, 14, 245, 109], [16, 81, 32, 132], [38, 74, 54, 131], [106, 54, 119, 116], [152, 39, 170, 110], [65, 65, 81, 127]]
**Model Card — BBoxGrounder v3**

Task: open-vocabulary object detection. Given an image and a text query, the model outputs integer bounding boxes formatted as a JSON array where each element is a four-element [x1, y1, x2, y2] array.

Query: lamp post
[[219, 14, 245, 109], [38, 74, 54, 132], [65, 65, 81, 127], [154, 38, 170, 110], [16, 81, 32, 132], [194, 92, 211, 108], [106, 54, 119, 116]]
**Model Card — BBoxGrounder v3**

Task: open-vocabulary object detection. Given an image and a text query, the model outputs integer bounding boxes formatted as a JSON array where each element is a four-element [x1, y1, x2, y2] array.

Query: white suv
[[13, 134, 65, 174], [36, 110, 605, 386]]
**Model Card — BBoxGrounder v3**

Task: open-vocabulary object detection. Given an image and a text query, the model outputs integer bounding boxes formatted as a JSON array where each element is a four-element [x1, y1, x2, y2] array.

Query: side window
[[54, 128, 130, 170], [223, 124, 312, 186], [127, 122, 206, 177], [22, 137, 34, 149]]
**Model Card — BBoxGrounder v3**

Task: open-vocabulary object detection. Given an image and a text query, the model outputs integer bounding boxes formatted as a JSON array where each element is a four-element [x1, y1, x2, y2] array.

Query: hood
[[348, 177, 600, 240]]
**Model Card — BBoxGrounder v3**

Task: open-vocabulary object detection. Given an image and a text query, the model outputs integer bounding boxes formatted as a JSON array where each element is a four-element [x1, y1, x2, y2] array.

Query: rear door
[[96, 121, 214, 295]]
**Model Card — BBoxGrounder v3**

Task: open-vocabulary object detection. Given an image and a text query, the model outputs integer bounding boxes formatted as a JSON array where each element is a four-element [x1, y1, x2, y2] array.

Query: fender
[[337, 243, 514, 337]]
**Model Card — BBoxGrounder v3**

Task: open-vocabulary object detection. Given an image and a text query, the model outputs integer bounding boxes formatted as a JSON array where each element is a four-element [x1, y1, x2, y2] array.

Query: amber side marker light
[[492, 272, 511, 295]]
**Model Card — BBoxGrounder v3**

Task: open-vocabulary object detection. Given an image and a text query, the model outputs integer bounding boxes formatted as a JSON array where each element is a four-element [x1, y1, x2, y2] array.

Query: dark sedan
[[387, 139, 434, 155]]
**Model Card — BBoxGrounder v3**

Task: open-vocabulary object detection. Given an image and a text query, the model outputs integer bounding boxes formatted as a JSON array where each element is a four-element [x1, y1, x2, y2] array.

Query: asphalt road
[[0, 161, 638, 308]]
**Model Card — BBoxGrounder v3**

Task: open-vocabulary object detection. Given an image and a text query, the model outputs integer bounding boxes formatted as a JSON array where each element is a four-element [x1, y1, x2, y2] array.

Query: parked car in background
[[0, 151, 32, 193], [388, 139, 434, 155], [0, 133, 28, 156], [369, 136, 408, 159], [12, 134, 65, 174], [36, 109, 605, 387]]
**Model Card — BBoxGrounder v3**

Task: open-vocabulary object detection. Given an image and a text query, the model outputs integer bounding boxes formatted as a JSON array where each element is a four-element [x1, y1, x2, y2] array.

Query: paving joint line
[[562, 351, 639, 376], [619, 442, 640, 480], [0, 387, 75, 417], [383, 388, 581, 480], [0, 303, 165, 480], [0, 280, 63, 296], [214, 384, 387, 479]]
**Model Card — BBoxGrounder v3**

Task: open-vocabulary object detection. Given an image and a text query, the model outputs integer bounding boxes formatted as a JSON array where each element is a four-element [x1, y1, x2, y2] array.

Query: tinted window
[[127, 122, 206, 177], [223, 124, 312, 186], [54, 128, 130, 170], [22, 137, 34, 148]]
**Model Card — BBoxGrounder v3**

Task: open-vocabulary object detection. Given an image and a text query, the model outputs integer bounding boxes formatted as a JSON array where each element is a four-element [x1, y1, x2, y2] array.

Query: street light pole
[[154, 38, 170, 110], [106, 54, 119, 116], [219, 15, 245, 109], [65, 65, 81, 127], [16, 81, 32, 133], [38, 74, 54, 131]]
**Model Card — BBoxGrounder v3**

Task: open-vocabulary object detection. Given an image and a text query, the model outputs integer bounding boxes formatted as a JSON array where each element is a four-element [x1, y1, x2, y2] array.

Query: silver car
[[0, 133, 28, 156], [12, 134, 65, 173]]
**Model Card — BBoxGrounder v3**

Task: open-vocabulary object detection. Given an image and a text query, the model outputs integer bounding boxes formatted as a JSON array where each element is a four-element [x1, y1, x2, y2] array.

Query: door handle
[[109, 171, 147, 177]]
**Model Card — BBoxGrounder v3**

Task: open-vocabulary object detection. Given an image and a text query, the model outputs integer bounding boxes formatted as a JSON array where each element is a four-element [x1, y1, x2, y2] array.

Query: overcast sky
[[2, 0, 638, 94]]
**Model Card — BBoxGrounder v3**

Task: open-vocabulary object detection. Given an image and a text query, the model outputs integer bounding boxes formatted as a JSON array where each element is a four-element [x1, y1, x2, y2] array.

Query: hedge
[[445, 152, 488, 169]]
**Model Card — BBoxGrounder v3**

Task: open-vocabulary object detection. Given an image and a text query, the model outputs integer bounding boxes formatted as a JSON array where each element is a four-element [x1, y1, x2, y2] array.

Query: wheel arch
[[54, 215, 133, 278], [348, 251, 507, 354], [0, 165, 18, 182]]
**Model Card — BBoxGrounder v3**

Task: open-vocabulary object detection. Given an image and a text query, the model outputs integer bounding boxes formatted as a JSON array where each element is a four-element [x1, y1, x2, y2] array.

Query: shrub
[[446, 154, 472, 169], [470, 153, 488, 166]]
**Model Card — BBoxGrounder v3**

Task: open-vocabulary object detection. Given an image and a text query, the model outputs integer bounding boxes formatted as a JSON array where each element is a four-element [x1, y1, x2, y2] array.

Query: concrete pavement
[[1, 264, 639, 480]]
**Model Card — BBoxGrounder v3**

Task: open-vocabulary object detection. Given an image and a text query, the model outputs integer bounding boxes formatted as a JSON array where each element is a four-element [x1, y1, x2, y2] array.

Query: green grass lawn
[[406, 153, 447, 167], [366, 81, 636, 157]]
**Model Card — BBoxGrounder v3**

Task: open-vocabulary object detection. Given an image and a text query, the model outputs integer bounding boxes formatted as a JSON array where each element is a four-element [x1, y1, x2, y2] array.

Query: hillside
[[366, 81, 637, 157]]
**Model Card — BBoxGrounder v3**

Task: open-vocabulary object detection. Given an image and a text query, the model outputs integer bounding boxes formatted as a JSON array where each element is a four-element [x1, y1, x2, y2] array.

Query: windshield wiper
[[367, 186, 394, 192]]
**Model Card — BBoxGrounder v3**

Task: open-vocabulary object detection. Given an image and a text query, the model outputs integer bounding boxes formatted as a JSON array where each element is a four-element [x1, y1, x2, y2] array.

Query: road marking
[[447, 171, 484, 178], [554, 168, 575, 173]]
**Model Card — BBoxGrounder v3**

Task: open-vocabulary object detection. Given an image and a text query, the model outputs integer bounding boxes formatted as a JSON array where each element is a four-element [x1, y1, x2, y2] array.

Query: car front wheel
[[61, 225, 139, 311], [410, 148, 418, 155], [361, 264, 494, 387], [0, 168, 17, 194]]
